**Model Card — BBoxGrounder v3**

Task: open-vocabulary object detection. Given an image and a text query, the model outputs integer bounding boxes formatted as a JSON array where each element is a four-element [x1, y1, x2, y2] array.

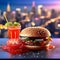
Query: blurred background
[[0, 0, 60, 38]]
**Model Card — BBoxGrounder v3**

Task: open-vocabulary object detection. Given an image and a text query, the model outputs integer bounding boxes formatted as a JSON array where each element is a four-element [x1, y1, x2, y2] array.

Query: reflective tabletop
[[0, 38, 60, 59]]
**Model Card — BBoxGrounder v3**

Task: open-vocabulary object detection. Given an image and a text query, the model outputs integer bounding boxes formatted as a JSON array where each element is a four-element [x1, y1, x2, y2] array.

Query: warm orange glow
[[51, 19, 55, 22], [0, 24, 3, 29], [31, 22, 35, 26], [21, 13, 28, 16], [25, 16, 30, 22], [58, 24, 60, 27], [40, 16, 45, 19], [54, 32, 59, 35], [41, 16, 60, 27], [3, 11, 6, 17], [37, 5, 43, 15], [46, 11, 51, 18]]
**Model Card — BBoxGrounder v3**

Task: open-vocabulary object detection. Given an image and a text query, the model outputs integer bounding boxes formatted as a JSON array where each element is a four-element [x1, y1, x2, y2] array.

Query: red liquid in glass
[[8, 26, 20, 39]]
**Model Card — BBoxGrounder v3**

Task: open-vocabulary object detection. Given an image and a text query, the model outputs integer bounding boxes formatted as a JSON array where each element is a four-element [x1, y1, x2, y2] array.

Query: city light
[[58, 24, 60, 27], [31, 22, 35, 26]]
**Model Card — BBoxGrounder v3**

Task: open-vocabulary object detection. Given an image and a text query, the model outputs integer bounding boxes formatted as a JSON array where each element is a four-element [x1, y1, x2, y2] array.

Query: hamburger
[[20, 27, 52, 50]]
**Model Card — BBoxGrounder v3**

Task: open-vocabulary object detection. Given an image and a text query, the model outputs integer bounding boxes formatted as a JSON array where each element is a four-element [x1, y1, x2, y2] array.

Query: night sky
[[0, 0, 60, 11]]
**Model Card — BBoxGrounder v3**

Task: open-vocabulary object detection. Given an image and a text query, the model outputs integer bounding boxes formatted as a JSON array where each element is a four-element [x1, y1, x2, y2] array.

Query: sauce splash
[[2, 39, 30, 54]]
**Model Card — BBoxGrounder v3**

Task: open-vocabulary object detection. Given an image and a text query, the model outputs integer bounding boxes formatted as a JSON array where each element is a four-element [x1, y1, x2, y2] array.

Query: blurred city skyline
[[0, 0, 60, 11]]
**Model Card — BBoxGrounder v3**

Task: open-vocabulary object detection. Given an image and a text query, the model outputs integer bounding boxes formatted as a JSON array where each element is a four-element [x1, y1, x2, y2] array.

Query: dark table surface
[[0, 38, 60, 59]]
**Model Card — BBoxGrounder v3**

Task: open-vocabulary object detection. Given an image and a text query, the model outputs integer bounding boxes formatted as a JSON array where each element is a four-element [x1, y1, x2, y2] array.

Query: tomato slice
[[39, 41, 45, 46]]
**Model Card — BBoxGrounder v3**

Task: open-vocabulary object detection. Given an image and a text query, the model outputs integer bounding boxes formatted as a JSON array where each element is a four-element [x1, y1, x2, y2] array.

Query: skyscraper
[[6, 4, 11, 12]]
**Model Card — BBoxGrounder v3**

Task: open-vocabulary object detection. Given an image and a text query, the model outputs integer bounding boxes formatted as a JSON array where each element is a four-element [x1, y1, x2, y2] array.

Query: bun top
[[20, 27, 51, 38]]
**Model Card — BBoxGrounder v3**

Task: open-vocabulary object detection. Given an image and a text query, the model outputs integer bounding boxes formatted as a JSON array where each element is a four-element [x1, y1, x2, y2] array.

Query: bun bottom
[[25, 45, 47, 50]]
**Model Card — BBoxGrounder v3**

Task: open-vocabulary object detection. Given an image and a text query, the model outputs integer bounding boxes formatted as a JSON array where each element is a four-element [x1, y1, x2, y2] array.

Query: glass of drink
[[8, 26, 21, 39]]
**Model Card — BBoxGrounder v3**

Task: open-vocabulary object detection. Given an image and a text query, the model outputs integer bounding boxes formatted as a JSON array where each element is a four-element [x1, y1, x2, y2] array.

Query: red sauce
[[46, 44, 55, 50], [2, 46, 29, 54], [2, 39, 30, 54]]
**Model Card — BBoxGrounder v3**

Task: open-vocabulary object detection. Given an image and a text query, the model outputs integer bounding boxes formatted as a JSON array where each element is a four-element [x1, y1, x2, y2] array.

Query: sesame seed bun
[[24, 45, 47, 50], [20, 27, 51, 38]]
